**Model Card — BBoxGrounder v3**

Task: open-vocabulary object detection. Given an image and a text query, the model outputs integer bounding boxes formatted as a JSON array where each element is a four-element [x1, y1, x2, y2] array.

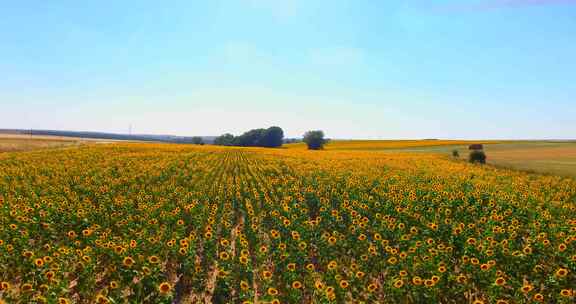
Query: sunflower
[[270, 230, 280, 239], [292, 281, 302, 289], [555, 268, 568, 277], [123, 256, 135, 267], [262, 270, 272, 280], [339, 280, 349, 289], [367, 283, 378, 292], [560, 289, 573, 297], [240, 280, 250, 290], [239, 255, 248, 265], [148, 255, 160, 264], [533, 293, 544, 302], [34, 258, 45, 267], [327, 260, 337, 270], [412, 276, 422, 285], [219, 251, 230, 260], [95, 295, 109, 304], [158, 282, 171, 294], [494, 277, 506, 286], [21, 283, 33, 292], [110, 281, 119, 289], [267, 287, 278, 296], [328, 236, 337, 245], [521, 284, 533, 293], [44, 270, 55, 281], [393, 280, 404, 288]]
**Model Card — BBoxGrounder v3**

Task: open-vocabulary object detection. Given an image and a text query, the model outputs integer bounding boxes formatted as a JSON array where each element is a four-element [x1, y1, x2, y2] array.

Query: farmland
[[285, 140, 576, 178], [385, 142, 576, 178], [0, 143, 574, 303], [0, 134, 82, 153], [284, 140, 505, 151]]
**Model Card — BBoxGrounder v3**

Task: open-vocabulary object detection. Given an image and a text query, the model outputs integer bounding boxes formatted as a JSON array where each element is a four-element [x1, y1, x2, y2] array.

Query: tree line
[[214, 126, 284, 147], [214, 127, 327, 150]]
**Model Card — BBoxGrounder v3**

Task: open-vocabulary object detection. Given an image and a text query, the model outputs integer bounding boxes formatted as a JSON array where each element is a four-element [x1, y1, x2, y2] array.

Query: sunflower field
[[0, 144, 575, 303]]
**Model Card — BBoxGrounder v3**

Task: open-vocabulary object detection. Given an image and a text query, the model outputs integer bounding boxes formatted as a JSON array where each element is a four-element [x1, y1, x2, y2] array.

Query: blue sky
[[1, 0, 575, 139]]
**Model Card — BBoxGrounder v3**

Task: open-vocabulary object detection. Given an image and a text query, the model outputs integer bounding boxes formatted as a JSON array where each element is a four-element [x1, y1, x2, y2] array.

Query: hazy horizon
[[1, 0, 575, 139]]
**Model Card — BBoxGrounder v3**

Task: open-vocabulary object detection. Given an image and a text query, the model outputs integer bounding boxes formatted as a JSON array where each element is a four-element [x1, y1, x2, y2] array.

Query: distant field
[[286, 140, 576, 178], [0, 134, 82, 152], [389, 141, 576, 178], [285, 139, 505, 150]]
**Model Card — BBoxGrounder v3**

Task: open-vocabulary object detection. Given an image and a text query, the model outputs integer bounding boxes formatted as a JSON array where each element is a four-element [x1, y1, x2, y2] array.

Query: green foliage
[[191, 136, 204, 145], [303, 130, 327, 150], [214, 133, 236, 146], [452, 149, 460, 158], [261, 126, 284, 148], [214, 127, 284, 148], [469, 150, 487, 164]]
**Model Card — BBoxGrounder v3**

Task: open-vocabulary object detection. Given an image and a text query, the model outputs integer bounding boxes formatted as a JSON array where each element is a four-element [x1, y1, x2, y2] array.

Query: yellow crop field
[[0, 144, 575, 303], [285, 140, 504, 151]]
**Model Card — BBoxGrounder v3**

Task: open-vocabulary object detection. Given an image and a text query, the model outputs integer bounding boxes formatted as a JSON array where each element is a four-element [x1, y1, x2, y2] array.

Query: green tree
[[214, 127, 285, 148], [214, 133, 236, 146], [303, 130, 327, 150], [191, 136, 204, 145], [469, 150, 487, 164], [261, 126, 284, 147]]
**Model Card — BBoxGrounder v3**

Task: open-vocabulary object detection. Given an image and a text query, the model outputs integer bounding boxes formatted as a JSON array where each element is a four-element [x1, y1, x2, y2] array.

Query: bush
[[452, 150, 460, 158], [303, 130, 327, 150], [469, 150, 486, 164]]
